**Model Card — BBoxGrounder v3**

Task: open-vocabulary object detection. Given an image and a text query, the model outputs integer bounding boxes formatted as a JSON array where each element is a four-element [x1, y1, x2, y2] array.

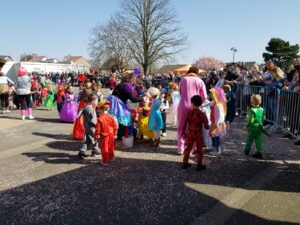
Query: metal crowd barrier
[[237, 84, 300, 138]]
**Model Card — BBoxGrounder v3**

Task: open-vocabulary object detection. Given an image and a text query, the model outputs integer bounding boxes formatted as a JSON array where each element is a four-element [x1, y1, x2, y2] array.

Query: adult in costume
[[107, 73, 143, 140], [16, 67, 34, 120], [177, 66, 207, 154]]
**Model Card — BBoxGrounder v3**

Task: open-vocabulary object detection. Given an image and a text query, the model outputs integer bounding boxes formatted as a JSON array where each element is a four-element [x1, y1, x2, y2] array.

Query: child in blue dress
[[147, 87, 164, 147]]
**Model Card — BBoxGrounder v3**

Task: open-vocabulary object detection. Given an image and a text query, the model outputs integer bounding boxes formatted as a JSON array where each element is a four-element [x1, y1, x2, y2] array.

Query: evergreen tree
[[263, 38, 299, 69]]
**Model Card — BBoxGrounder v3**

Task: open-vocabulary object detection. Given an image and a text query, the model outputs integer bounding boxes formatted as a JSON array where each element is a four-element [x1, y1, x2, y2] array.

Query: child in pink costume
[[177, 67, 207, 154]]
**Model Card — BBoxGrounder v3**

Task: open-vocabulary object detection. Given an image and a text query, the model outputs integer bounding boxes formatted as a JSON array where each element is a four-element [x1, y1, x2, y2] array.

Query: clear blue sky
[[1, 0, 299, 64]]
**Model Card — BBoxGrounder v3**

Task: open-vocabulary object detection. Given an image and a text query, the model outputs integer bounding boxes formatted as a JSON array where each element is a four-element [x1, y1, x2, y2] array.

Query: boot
[[27, 108, 34, 120], [21, 110, 25, 120]]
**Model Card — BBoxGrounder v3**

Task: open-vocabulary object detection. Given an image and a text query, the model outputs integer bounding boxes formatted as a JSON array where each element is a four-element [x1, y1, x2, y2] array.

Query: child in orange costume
[[95, 100, 118, 166]]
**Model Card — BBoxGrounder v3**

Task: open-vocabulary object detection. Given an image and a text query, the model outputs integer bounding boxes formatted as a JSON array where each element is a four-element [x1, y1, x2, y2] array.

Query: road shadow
[[34, 117, 63, 123], [0, 156, 299, 225], [32, 132, 74, 141], [22, 152, 93, 165]]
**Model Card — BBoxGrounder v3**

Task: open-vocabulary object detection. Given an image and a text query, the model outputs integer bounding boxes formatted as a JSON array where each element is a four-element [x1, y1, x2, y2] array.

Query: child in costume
[[169, 84, 180, 126], [95, 85, 103, 102], [129, 109, 138, 138], [41, 85, 48, 105], [137, 95, 155, 140], [60, 86, 78, 123], [95, 100, 118, 166], [245, 95, 265, 159], [72, 88, 92, 140], [55, 84, 65, 113], [44, 85, 56, 110], [182, 95, 209, 170], [160, 89, 169, 137], [147, 87, 164, 147], [78, 94, 100, 159], [209, 87, 227, 154], [223, 83, 239, 129]]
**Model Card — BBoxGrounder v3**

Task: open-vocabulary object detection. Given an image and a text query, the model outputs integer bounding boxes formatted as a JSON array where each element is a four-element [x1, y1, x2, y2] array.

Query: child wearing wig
[[147, 87, 164, 147], [209, 87, 227, 154]]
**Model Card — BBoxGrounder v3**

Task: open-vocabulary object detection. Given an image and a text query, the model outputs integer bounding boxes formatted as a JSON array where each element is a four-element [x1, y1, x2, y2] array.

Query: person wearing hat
[[95, 100, 117, 165], [16, 67, 34, 120], [0, 71, 14, 114]]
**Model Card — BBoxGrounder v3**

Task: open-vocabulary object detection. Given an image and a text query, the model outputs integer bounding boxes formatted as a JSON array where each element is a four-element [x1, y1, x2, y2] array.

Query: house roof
[[23, 55, 47, 62], [157, 64, 186, 74], [0, 55, 13, 61], [63, 56, 83, 63]]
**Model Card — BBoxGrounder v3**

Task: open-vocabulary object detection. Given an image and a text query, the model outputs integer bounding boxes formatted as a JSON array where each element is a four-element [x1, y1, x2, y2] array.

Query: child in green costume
[[245, 95, 265, 159]]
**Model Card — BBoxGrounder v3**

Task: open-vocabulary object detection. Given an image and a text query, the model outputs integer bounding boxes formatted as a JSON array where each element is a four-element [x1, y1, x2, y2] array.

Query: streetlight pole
[[230, 47, 238, 63]]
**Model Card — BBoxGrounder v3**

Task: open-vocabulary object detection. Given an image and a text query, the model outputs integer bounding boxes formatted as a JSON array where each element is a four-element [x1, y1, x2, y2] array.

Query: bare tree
[[118, 0, 188, 75], [89, 18, 133, 73], [89, 0, 188, 75]]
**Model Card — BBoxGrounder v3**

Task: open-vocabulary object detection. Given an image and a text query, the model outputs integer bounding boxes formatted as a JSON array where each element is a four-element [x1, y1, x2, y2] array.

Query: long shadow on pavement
[[0, 155, 299, 225]]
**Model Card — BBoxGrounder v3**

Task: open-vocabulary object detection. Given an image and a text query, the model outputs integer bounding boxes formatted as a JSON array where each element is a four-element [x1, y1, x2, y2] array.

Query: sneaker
[[161, 133, 167, 137], [294, 140, 300, 146], [78, 152, 88, 159], [182, 163, 192, 170], [252, 153, 263, 159], [197, 164, 206, 171], [6, 110, 11, 113], [217, 147, 222, 154], [91, 152, 101, 157], [28, 115, 34, 120], [21, 115, 26, 120]]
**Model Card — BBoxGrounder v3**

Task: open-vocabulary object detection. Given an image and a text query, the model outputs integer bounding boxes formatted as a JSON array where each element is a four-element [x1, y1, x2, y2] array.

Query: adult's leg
[[161, 111, 167, 133], [117, 123, 125, 140], [177, 109, 187, 154], [25, 94, 33, 118], [0, 94, 4, 110]]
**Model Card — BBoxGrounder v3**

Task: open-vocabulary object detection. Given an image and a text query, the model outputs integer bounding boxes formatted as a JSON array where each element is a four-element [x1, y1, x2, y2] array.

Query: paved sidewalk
[[0, 101, 299, 225]]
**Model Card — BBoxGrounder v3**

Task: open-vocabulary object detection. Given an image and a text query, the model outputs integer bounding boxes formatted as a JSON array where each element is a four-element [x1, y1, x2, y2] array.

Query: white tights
[[155, 130, 161, 139]]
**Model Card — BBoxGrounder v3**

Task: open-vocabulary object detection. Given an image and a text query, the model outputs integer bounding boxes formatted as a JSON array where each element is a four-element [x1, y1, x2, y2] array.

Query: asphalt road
[[0, 89, 299, 225]]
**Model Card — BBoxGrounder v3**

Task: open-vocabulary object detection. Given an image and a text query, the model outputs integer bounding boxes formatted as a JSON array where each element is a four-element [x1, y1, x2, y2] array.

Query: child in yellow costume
[[137, 95, 155, 139]]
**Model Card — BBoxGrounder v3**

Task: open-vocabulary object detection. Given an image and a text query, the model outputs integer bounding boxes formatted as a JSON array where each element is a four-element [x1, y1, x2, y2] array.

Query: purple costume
[[60, 93, 78, 123]]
